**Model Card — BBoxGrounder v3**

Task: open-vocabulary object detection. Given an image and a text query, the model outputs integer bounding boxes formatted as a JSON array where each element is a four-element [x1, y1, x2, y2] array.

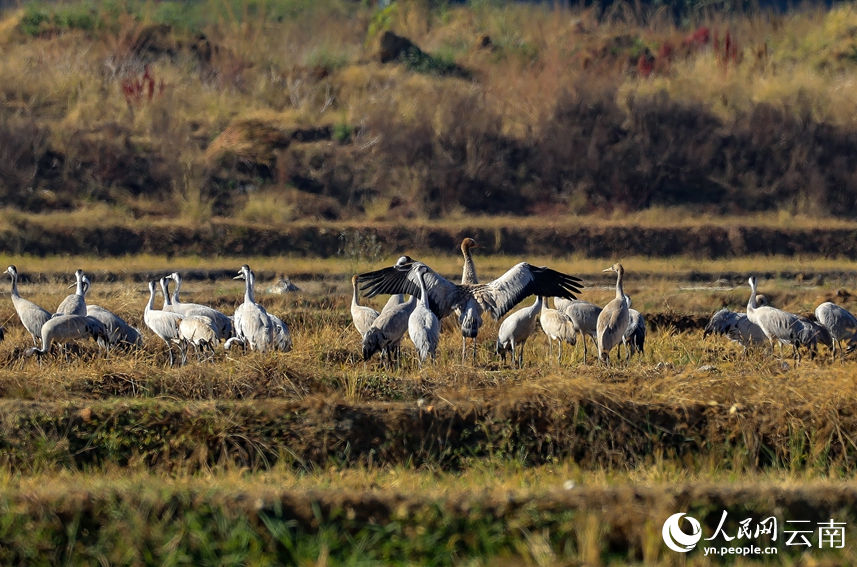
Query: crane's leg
[[558, 340, 563, 364], [581, 332, 587, 365], [461, 336, 467, 364]]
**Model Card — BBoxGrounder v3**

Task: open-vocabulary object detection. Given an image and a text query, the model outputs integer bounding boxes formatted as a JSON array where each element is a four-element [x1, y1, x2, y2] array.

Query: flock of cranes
[[6, 264, 291, 365], [3, 237, 857, 367]]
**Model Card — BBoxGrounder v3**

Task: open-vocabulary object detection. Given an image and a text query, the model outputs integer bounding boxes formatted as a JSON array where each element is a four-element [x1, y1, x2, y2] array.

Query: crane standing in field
[[54, 269, 87, 317], [559, 299, 601, 365], [814, 301, 857, 361], [166, 272, 233, 341], [227, 265, 275, 352], [597, 263, 629, 366], [496, 296, 543, 368], [539, 299, 576, 363], [408, 264, 440, 367], [746, 276, 803, 361], [144, 280, 182, 366], [25, 314, 110, 363], [5, 265, 52, 346], [458, 237, 482, 361], [350, 275, 379, 338], [358, 256, 583, 362], [362, 295, 415, 365]]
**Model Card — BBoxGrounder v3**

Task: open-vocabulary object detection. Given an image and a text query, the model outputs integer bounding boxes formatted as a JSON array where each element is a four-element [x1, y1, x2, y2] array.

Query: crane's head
[[351, 274, 359, 286], [5, 265, 17, 278], [147, 280, 157, 294], [394, 256, 413, 268], [602, 263, 624, 275], [234, 265, 251, 281], [81, 275, 92, 297], [167, 272, 182, 283], [748, 276, 757, 290], [461, 238, 480, 251]]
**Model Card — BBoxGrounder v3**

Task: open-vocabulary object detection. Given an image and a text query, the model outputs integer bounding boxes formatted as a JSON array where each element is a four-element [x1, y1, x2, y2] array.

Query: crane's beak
[[68, 282, 76, 289], [234, 274, 245, 280], [602, 267, 612, 273]]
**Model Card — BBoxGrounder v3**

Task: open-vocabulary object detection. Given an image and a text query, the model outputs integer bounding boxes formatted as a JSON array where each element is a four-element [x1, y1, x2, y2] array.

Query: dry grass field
[[0, 254, 857, 563]]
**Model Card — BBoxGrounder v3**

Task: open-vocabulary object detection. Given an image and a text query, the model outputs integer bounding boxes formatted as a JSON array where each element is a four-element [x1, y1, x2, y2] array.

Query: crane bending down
[[703, 308, 767, 353], [596, 264, 630, 366], [746, 276, 803, 361], [87, 305, 142, 348], [25, 314, 110, 362], [793, 316, 833, 360], [408, 265, 440, 367], [350, 275, 379, 338], [622, 295, 645, 360], [496, 296, 543, 368], [6, 265, 52, 346], [362, 295, 415, 365], [358, 257, 583, 352], [814, 302, 857, 360], [539, 299, 576, 362], [166, 272, 233, 340], [54, 269, 87, 317], [559, 300, 601, 365], [456, 237, 481, 360], [176, 315, 218, 363], [227, 265, 275, 352], [144, 280, 182, 366]]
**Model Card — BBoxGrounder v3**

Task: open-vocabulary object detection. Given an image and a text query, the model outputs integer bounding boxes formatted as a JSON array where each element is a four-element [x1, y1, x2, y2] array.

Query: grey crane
[[703, 308, 767, 352], [747, 276, 803, 360], [54, 269, 87, 317], [539, 299, 576, 362], [360, 255, 581, 345], [176, 315, 218, 363], [269, 313, 292, 352], [227, 265, 275, 352], [792, 316, 833, 360], [496, 295, 543, 368], [622, 295, 646, 360], [351, 275, 379, 338], [408, 264, 440, 367], [86, 305, 142, 348], [167, 272, 233, 340], [5, 265, 51, 346], [456, 237, 481, 361], [559, 299, 602, 365], [814, 301, 857, 360], [25, 314, 110, 362], [596, 263, 630, 366], [362, 295, 416, 365], [144, 280, 182, 366], [359, 257, 581, 367]]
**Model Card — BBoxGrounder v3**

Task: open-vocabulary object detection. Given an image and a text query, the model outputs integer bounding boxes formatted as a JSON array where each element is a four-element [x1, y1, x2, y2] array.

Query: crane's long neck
[[9, 272, 19, 298], [146, 286, 155, 313], [352, 280, 360, 309], [172, 277, 182, 304], [748, 281, 758, 313], [75, 273, 84, 296], [160, 280, 172, 309], [461, 247, 477, 284], [614, 269, 624, 301], [245, 272, 256, 304], [416, 271, 429, 307]]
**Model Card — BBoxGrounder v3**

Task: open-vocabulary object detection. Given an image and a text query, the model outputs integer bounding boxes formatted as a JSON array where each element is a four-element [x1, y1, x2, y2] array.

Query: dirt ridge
[[4, 221, 857, 259]]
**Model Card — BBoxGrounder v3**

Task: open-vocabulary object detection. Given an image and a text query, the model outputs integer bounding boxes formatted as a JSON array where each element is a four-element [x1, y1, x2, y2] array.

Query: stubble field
[[0, 253, 856, 564]]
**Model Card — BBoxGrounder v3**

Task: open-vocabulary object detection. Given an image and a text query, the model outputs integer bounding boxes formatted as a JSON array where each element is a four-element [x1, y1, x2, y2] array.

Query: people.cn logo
[[663, 513, 703, 552]]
